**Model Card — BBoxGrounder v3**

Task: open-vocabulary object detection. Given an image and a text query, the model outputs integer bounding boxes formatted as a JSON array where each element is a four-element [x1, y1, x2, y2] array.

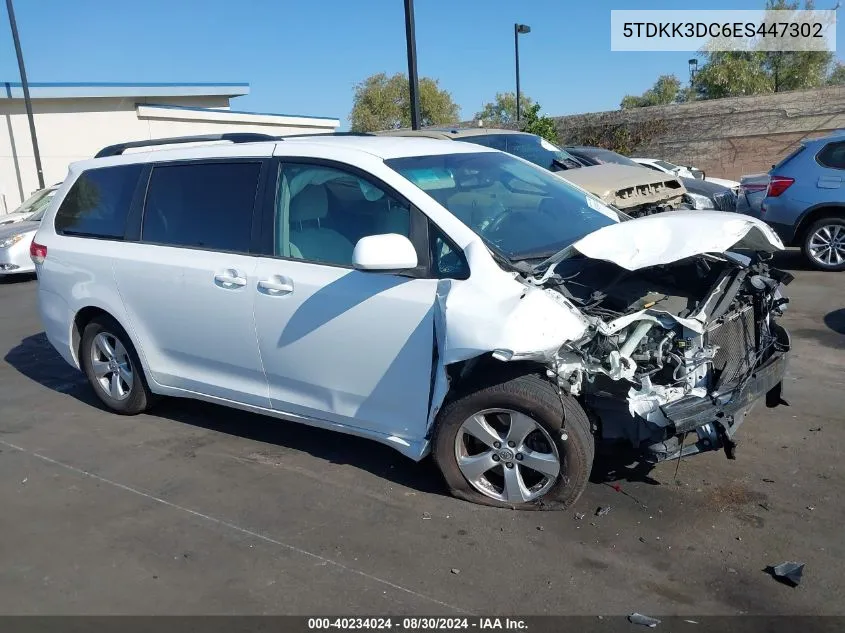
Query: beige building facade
[[1, 82, 339, 213]]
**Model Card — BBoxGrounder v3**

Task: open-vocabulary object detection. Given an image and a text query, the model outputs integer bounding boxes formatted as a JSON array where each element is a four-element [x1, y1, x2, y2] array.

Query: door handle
[[258, 277, 294, 295], [214, 269, 247, 288]]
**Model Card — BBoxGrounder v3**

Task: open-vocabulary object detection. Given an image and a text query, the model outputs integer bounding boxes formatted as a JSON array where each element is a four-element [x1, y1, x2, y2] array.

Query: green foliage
[[827, 62, 845, 85], [620, 75, 685, 109], [692, 0, 834, 99], [349, 73, 460, 132], [474, 92, 534, 125], [562, 118, 669, 156], [519, 103, 559, 143]]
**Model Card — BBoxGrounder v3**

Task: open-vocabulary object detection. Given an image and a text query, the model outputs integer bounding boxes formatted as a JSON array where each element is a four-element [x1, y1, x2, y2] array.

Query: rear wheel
[[802, 216, 845, 271], [433, 371, 594, 510], [80, 316, 153, 414]]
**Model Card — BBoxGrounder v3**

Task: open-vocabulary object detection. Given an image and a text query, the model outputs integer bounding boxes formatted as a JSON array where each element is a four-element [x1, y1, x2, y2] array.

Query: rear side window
[[55, 164, 142, 238], [141, 162, 261, 253], [817, 141, 845, 170]]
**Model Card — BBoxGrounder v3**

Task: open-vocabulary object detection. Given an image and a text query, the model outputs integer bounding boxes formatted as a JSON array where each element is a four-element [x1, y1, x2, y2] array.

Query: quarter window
[[55, 164, 142, 238], [141, 162, 261, 253], [275, 163, 412, 267], [817, 141, 845, 170]]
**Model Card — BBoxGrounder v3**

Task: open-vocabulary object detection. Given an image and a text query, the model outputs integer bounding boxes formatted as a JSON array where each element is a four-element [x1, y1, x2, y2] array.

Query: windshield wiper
[[531, 245, 577, 277]]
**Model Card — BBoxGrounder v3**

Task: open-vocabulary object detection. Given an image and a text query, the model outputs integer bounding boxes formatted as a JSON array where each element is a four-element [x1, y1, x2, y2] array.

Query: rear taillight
[[740, 182, 768, 193], [30, 240, 47, 265], [766, 175, 795, 198]]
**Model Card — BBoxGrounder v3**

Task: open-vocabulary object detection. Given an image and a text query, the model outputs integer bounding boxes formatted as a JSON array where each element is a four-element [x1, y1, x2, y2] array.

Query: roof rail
[[280, 131, 376, 138], [94, 133, 278, 158]]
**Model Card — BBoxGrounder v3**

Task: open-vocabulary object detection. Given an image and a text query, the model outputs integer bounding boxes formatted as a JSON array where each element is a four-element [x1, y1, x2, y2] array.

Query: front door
[[252, 161, 438, 441]]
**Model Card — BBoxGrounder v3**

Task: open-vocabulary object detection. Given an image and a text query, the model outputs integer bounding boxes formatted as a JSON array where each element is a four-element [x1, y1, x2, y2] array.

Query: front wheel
[[802, 216, 845, 271], [432, 371, 594, 510]]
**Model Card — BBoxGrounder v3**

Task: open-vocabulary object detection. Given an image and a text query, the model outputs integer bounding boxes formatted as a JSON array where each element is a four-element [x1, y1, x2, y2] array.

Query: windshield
[[655, 160, 679, 171], [27, 207, 48, 223], [577, 148, 641, 168], [12, 188, 54, 215], [386, 151, 620, 261]]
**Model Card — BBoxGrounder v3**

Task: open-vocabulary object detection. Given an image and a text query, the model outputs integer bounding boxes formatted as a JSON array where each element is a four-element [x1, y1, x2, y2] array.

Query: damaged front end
[[542, 251, 792, 463]]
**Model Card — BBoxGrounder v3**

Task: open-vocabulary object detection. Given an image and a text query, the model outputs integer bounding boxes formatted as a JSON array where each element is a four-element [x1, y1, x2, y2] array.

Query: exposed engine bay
[[534, 251, 792, 463]]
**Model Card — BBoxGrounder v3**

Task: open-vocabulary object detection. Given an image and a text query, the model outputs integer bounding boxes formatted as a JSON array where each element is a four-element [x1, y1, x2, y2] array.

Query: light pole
[[688, 58, 698, 83], [514, 23, 531, 122], [6, 0, 44, 189], [404, 0, 421, 130]]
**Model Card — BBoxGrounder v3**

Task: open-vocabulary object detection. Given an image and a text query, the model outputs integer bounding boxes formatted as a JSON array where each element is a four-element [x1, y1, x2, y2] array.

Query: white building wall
[[0, 96, 338, 213]]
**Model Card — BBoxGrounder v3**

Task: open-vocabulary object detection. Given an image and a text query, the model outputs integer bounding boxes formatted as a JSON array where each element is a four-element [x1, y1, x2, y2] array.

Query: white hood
[[571, 210, 784, 271]]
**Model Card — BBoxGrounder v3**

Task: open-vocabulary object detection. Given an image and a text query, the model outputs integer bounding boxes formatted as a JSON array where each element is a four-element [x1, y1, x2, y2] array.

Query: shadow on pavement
[[4, 333, 447, 497], [5, 334, 675, 499], [823, 309, 845, 335], [0, 272, 36, 284]]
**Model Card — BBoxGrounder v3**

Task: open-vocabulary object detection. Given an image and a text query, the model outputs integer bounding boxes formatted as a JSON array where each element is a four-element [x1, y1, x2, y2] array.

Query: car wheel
[[80, 315, 153, 414], [802, 216, 845, 271], [433, 371, 594, 510]]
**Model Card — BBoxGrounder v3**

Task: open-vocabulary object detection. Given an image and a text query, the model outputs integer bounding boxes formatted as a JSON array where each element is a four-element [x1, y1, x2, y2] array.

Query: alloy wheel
[[90, 332, 134, 401], [808, 223, 845, 267], [454, 408, 560, 503]]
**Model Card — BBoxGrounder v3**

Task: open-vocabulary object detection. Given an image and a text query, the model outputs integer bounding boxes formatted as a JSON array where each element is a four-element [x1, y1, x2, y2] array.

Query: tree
[[693, 0, 833, 99], [620, 74, 685, 109], [349, 73, 460, 132], [474, 92, 534, 125], [519, 103, 558, 143], [826, 62, 845, 85]]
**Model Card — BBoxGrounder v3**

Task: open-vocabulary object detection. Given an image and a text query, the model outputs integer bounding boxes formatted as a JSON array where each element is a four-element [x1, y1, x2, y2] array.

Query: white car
[[32, 133, 791, 509], [0, 184, 59, 226], [632, 157, 740, 189], [0, 206, 47, 275]]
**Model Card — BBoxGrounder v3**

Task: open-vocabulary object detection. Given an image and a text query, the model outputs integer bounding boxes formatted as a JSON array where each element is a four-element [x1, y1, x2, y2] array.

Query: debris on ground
[[684, 620, 699, 624], [574, 512, 586, 521], [421, 512, 431, 520], [21, 478, 27, 484], [759, 502, 770, 511], [727, 568, 737, 574], [450, 568, 460, 575], [595, 506, 611, 517], [628, 613, 661, 627], [768, 561, 805, 587], [762, 478, 775, 483], [536, 526, 544, 531], [638, 536, 646, 543], [809, 427, 822, 432], [806, 505, 815, 511]]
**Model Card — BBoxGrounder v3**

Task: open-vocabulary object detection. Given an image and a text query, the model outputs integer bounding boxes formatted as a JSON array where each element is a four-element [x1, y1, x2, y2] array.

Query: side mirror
[[352, 234, 418, 271]]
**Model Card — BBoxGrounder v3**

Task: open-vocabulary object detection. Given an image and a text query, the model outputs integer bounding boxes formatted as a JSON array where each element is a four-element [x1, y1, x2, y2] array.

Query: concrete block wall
[[554, 85, 845, 180]]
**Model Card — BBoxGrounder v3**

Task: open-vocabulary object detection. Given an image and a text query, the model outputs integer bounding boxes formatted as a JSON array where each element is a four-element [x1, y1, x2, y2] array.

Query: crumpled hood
[[560, 164, 685, 199], [571, 210, 784, 271]]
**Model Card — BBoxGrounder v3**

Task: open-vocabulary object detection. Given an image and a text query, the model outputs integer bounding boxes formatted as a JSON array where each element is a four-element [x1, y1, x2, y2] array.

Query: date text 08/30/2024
[[307, 618, 527, 630]]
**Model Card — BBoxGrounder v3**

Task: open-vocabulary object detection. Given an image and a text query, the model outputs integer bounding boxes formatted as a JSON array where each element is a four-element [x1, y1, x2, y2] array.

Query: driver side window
[[274, 163, 412, 267]]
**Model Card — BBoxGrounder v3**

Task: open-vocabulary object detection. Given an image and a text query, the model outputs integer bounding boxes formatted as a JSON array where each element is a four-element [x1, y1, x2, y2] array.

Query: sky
[[0, 0, 842, 128]]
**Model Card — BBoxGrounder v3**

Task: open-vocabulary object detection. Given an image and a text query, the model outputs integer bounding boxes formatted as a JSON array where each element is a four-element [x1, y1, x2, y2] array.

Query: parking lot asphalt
[[0, 249, 843, 616]]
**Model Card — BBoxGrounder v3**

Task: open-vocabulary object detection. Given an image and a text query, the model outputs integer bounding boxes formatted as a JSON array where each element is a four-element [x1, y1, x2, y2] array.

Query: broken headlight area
[[542, 252, 791, 463]]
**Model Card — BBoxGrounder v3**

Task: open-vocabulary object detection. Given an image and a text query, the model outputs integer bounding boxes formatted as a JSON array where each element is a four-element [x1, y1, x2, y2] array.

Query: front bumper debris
[[663, 349, 788, 435]]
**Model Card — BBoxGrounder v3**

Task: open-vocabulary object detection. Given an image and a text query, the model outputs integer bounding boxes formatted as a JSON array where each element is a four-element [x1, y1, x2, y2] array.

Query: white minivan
[[32, 133, 792, 509]]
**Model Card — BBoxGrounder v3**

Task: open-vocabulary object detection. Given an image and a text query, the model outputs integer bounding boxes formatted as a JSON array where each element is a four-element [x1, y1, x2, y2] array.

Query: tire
[[80, 315, 153, 415], [432, 371, 594, 510], [802, 216, 845, 272]]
